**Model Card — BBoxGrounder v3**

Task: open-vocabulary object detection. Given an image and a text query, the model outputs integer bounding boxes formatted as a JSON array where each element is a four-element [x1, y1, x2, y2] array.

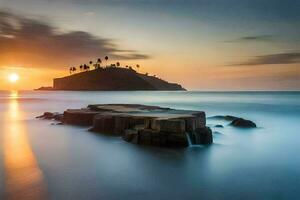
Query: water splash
[[185, 132, 193, 147]]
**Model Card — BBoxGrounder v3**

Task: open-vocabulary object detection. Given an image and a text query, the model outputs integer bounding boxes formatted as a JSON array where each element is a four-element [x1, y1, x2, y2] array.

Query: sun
[[8, 73, 19, 83]]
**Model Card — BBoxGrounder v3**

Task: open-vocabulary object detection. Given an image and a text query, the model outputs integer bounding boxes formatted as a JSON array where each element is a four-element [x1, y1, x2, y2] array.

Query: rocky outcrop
[[208, 115, 257, 128], [38, 104, 213, 148], [36, 112, 63, 121], [230, 118, 257, 128], [208, 115, 239, 121]]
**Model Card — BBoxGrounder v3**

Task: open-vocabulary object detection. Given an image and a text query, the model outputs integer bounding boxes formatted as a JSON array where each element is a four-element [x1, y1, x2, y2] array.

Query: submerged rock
[[36, 112, 63, 121], [208, 115, 238, 121], [230, 118, 256, 128], [214, 124, 224, 128]]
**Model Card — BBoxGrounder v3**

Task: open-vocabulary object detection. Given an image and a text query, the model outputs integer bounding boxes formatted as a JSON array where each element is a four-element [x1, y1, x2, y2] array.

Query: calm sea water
[[0, 91, 300, 200]]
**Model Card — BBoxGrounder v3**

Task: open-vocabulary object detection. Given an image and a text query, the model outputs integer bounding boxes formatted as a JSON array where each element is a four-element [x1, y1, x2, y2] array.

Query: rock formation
[[38, 104, 213, 147]]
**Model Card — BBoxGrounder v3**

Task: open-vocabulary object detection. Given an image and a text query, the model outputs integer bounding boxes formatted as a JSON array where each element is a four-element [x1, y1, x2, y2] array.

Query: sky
[[0, 0, 299, 90]]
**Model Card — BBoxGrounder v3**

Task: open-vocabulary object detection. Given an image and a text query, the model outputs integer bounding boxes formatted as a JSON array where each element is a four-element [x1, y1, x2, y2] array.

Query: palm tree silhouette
[[69, 67, 72, 74], [105, 56, 108, 67], [97, 58, 102, 69], [72, 67, 76, 73], [79, 65, 83, 71], [116, 62, 120, 67]]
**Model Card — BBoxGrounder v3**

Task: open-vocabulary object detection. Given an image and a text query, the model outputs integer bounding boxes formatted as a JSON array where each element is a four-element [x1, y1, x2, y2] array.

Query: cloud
[[225, 35, 276, 43], [0, 10, 150, 69], [232, 52, 300, 66]]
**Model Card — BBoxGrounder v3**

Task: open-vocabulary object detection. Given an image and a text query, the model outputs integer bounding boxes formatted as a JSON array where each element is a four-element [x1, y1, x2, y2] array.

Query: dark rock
[[154, 119, 185, 134], [208, 115, 238, 121], [90, 115, 116, 134], [213, 131, 222, 134], [41, 104, 213, 148], [230, 118, 256, 128], [36, 112, 63, 121], [63, 109, 99, 126], [123, 129, 139, 143], [214, 124, 224, 128]]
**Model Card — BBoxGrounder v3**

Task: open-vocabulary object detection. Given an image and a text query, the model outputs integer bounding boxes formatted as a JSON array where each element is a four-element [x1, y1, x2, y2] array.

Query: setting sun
[[8, 73, 19, 83]]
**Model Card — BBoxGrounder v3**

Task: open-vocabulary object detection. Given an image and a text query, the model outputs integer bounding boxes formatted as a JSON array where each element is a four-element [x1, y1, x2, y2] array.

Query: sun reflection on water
[[3, 91, 47, 199]]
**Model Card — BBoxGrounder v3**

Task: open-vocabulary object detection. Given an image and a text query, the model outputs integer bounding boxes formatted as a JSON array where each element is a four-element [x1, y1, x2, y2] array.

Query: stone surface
[[63, 109, 99, 126], [194, 127, 213, 144]]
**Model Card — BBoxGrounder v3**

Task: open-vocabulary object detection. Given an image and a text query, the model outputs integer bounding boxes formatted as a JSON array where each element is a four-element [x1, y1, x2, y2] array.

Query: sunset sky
[[0, 0, 299, 90]]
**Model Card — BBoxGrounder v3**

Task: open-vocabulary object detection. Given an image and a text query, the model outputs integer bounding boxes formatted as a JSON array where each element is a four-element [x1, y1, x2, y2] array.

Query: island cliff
[[52, 68, 185, 91]]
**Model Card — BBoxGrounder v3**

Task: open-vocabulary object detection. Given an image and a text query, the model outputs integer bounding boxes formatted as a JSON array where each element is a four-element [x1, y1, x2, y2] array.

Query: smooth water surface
[[0, 91, 300, 199]]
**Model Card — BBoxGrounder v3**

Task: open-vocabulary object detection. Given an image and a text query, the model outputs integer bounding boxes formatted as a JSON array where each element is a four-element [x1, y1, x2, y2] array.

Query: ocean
[[0, 91, 300, 199]]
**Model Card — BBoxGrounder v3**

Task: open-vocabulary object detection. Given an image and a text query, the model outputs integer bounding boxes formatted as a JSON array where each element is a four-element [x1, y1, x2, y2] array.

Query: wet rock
[[90, 115, 116, 133], [36, 112, 63, 121], [123, 129, 139, 143], [154, 119, 185, 134], [193, 127, 213, 145], [40, 104, 213, 148], [192, 112, 206, 127], [230, 118, 256, 128]]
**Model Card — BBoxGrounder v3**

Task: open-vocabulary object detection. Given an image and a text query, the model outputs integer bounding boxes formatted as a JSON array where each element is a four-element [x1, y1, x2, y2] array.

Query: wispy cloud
[[0, 10, 150, 69], [224, 35, 276, 43], [232, 52, 300, 66]]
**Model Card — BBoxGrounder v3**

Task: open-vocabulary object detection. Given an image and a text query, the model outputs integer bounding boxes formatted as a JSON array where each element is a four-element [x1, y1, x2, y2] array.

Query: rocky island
[[38, 67, 185, 91], [38, 104, 213, 147]]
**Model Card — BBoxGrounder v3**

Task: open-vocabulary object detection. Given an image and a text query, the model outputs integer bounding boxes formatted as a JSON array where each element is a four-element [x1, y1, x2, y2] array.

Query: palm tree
[[83, 64, 87, 71], [116, 62, 120, 67], [69, 67, 72, 74], [105, 56, 108, 67], [97, 58, 102, 69], [136, 64, 140, 69], [89, 61, 93, 69], [72, 67, 76, 73], [79, 65, 83, 71]]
